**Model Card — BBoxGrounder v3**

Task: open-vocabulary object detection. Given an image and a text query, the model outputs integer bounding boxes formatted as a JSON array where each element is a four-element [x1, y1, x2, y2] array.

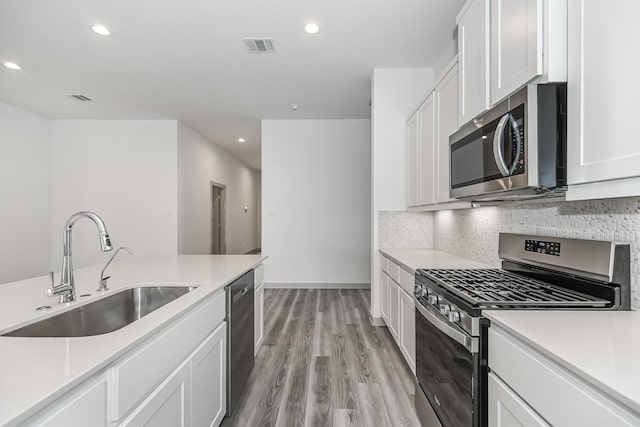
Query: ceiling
[[0, 0, 463, 170]]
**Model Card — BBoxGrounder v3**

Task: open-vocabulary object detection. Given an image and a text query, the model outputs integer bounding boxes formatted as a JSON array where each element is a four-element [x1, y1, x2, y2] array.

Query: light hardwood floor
[[222, 289, 422, 427]]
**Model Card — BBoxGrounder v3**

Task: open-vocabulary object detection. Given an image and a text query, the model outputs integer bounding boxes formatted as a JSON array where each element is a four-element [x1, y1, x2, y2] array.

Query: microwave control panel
[[525, 239, 561, 256]]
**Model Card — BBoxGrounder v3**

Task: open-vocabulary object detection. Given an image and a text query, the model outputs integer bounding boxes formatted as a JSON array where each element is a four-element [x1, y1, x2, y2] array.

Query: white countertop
[[485, 310, 640, 415], [379, 248, 494, 272], [0, 254, 265, 426]]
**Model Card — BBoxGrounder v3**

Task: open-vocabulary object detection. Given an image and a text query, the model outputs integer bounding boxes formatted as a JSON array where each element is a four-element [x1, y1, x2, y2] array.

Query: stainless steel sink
[[3, 286, 196, 337]]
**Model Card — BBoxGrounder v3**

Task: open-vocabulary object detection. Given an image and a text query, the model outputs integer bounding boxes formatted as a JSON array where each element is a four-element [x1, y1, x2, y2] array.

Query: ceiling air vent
[[68, 94, 92, 102], [242, 38, 276, 54]]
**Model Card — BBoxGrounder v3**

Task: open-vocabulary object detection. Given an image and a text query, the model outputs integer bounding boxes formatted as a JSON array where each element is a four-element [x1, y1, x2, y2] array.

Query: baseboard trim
[[264, 282, 370, 290], [369, 315, 386, 327]]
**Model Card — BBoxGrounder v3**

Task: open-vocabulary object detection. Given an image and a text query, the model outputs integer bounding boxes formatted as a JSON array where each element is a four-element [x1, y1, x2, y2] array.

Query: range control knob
[[439, 304, 451, 316], [448, 311, 461, 323], [414, 285, 426, 298], [428, 295, 439, 306]]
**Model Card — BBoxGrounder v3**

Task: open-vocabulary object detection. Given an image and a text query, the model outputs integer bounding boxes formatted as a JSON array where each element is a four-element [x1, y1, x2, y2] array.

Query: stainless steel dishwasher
[[225, 269, 255, 416]]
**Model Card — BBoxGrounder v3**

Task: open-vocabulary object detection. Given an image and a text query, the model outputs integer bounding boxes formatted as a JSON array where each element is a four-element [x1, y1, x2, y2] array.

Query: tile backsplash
[[379, 211, 434, 249], [432, 198, 640, 310]]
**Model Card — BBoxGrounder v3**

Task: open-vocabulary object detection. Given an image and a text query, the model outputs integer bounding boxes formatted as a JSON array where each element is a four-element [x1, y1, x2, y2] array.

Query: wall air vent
[[242, 38, 276, 54], [68, 94, 92, 102]]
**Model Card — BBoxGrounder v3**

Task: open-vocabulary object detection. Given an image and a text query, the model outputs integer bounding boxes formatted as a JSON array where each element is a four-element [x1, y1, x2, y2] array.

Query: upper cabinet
[[566, 0, 640, 201], [418, 94, 436, 206], [435, 63, 459, 204], [457, 0, 489, 126], [457, 0, 567, 126], [406, 112, 419, 207]]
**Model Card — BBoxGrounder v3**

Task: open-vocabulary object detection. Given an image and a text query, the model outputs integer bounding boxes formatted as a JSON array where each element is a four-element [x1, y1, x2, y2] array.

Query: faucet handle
[[45, 271, 55, 297]]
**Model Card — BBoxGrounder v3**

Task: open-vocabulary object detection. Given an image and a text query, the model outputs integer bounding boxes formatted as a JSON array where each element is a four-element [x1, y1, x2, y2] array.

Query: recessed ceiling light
[[3, 62, 21, 70], [91, 24, 111, 36], [237, 138, 246, 143], [291, 104, 300, 111], [304, 22, 320, 34]]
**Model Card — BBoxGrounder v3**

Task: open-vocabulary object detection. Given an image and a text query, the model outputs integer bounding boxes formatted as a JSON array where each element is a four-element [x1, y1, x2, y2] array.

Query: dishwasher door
[[226, 269, 255, 416]]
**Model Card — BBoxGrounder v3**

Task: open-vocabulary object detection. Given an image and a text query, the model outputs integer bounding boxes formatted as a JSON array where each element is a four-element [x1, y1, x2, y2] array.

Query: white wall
[[177, 123, 260, 255], [370, 68, 434, 320], [50, 120, 178, 269], [0, 103, 51, 284], [262, 119, 371, 285]]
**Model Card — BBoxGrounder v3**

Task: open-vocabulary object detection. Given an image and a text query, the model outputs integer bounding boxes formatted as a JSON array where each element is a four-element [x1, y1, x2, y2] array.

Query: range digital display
[[525, 239, 561, 256]]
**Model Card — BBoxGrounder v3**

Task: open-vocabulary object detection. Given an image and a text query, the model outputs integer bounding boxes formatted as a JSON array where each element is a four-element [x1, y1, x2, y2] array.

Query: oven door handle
[[492, 113, 523, 177], [415, 300, 479, 354]]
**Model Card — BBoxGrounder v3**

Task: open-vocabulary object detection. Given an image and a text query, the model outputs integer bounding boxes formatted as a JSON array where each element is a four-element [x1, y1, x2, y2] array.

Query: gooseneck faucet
[[47, 211, 113, 303]]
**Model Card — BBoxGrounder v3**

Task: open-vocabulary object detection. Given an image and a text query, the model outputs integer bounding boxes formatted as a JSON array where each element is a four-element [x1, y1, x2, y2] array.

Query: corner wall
[[0, 103, 51, 284], [262, 119, 371, 286], [177, 123, 261, 255]]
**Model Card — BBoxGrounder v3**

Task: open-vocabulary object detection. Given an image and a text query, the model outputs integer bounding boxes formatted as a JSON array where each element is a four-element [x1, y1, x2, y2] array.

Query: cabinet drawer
[[387, 261, 400, 284], [488, 372, 549, 427], [380, 255, 389, 274], [109, 292, 225, 421], [489, 328, 640, 426], [398, 267, 415, 296]]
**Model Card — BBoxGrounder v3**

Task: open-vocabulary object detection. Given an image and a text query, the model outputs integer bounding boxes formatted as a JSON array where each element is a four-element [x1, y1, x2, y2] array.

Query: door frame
[[210, 181, 227, 254]]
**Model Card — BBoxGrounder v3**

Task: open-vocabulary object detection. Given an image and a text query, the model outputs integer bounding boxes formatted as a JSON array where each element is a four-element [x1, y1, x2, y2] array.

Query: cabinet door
[[567, 1, 640, 193], [399, 290, 416, 374], [488, 373, 550, 427], [120, 361, 191, 427], [27, 377, 107, 427], [192, 322, 227, 427], [435, 63, 459, 203], [388, 280, 399, 342], [254, 284, 264, 355], [380, 271, 389, 324], [458, 0, 489, 126], [418, 95, 436, 206], [406, 112, 419, 207], [490, 0, 542, 105]]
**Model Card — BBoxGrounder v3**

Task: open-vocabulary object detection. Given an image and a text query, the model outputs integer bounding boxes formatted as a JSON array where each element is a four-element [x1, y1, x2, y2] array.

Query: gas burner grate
[[420, 269, 609, 308]]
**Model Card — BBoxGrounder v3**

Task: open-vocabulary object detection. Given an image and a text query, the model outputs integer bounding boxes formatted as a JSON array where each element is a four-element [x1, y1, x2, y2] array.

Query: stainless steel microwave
[[449, 83, 567, 202]]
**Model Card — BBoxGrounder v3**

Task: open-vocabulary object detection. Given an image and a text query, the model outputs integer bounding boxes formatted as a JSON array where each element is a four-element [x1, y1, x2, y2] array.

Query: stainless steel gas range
[[413, 233, 631, 427]]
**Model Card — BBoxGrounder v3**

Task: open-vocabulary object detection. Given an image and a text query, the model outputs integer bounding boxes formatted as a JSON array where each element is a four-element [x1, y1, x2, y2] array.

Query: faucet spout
[[54, 211, 113, 303]]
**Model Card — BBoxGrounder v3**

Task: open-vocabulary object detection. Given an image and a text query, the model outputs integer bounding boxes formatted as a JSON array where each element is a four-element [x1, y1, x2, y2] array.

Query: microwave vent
[[243, 38, 276, 54]]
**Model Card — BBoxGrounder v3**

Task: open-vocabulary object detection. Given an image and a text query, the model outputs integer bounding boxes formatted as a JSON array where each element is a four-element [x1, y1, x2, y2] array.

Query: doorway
[[211, 181, 226, 254]]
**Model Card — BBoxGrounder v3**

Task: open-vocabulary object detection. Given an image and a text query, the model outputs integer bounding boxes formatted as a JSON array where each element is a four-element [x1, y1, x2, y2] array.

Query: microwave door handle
[[507, 114, 523, 175], [492, 114, 511, 176]]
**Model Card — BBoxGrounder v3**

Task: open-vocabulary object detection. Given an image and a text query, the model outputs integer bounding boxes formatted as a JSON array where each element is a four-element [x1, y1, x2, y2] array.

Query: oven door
[[415, 301, 481, 427]]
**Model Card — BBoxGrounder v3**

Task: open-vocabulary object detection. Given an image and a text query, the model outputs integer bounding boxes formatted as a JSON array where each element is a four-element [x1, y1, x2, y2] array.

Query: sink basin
[[3, 286, 196, 338]]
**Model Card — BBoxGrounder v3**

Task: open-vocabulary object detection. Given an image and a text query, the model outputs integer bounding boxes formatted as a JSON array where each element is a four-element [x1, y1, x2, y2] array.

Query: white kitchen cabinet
[[490, 0, 541, 105], [418, 95, 436, 206], [435, 62, 459, 203], [399, 290, 416, 375], [566, 0, 640, 201], [254, 283, 264, 355], [489, 0, 567, 106], [457, 0, 489, 126], [120, 360, 191, 427], [488, 373, 549, 427], [25, 376, 107, 427], [380, 270, 389, 323], [406, 112, 419, 207], [388, 275, 399, 343], [192, 323, 227, 427], [489, 326, 640, 426]]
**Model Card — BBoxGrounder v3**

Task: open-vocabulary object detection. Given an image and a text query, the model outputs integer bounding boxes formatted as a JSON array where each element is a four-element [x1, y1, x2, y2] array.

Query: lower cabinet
[[25, 376, 107, 427], [399, 290, 416, 374], [380, 254, 416, 375], [488, 373, 549, 427], [120, 360, 191, 427], [254, 283, 264, 355], [388, 278, 399, 342], [191, 323, 227, 427]]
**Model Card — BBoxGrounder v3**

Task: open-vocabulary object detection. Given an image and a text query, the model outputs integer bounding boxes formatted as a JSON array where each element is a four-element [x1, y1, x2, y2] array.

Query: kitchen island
[[0, 254, 265, 427]]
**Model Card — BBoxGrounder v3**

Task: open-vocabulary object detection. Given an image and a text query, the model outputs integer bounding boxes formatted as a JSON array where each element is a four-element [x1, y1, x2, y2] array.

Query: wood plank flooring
[[222, 289, 421, 427]]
